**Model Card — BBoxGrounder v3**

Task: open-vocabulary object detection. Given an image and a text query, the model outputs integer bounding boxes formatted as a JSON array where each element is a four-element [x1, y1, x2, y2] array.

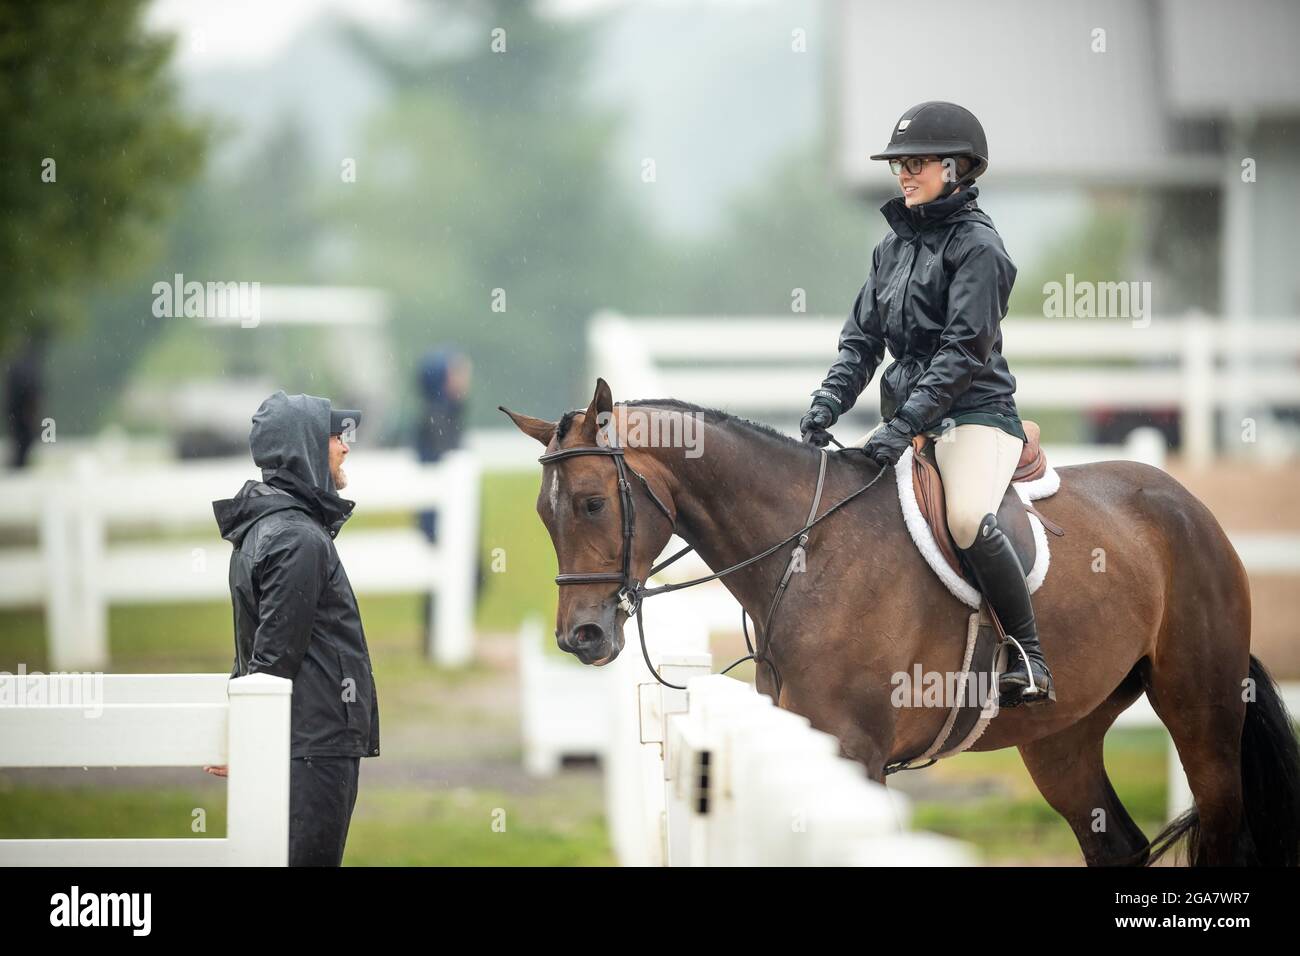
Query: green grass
[[476, 471, 556, 633], [343, 784, 613, 866], [907, 728, 1170, 862], [0, 781, 612, 866], [0, 785, 227, 840]]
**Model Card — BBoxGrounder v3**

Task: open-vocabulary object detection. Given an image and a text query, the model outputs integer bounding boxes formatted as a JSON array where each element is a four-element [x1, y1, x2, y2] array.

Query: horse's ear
[[579, 378, 614, 444], [498, 406, 557, 447]]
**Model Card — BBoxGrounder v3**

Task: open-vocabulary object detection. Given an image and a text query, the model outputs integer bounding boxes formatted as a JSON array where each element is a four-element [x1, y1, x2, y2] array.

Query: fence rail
[[0, 449, 480, 669], [519, 610, 975, 866], [0, 672, 291, 867], [589, 311, 1300, 465]]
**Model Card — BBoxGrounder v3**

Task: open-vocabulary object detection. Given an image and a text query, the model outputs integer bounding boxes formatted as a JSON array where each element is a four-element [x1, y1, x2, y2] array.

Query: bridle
[[538, 432, 890, 692], [537, 442, 675, 618]]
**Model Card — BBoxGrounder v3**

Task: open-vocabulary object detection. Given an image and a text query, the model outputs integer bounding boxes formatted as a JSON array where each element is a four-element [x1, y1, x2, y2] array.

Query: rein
[[538, 431, 888, 692]]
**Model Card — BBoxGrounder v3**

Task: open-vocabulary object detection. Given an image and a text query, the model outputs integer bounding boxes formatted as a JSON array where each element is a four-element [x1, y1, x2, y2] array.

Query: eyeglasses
[[888, 156, 941, 176]]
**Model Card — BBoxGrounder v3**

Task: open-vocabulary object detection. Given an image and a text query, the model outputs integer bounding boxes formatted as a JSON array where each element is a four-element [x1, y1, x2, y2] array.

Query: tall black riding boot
[[959, 512, 1055, 707]]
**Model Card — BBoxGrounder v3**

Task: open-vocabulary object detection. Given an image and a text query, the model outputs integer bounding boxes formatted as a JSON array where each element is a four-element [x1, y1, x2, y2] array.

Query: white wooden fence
[[520, 598, 1300, 847], [588, 311, 1300, 466], [518, 608, 975, 866], [0, 449, 480, 669], [0, 672, 290, 866], [518, 619, 611, 776]]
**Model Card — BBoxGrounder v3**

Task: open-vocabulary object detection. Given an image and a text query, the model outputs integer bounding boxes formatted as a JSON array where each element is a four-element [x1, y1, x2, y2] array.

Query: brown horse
[[501, 379, 1300, 866]]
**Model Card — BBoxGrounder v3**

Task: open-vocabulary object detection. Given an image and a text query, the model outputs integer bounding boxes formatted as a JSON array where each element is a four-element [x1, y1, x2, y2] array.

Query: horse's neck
[[655, 424, 822, 616]]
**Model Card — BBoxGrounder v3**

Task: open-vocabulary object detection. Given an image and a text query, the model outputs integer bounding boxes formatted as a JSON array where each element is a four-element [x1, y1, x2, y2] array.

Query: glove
[[862, 418, 914, 467], [799, 404, 835, 446], [800, 389, 843, 446]]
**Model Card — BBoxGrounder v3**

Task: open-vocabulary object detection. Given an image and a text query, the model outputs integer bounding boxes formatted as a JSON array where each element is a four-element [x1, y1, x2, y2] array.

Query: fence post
[[42, 476, 77, 671], [588, 311, 664, 399], [1123, 427, 1168, 469], [430, 451, 480, 667], [226, 673, 292, 866], [48, 453, 108, 671], [1181, 318, 1214, 467], [658, 653, 712, 867]]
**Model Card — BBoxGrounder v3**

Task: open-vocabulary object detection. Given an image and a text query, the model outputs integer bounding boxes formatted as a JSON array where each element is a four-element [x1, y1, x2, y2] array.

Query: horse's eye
[[584, 496, 606, 516]]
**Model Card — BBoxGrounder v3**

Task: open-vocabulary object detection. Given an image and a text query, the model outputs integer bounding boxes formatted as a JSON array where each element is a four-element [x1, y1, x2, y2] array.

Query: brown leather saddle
[[910, 420, 1063, 585]]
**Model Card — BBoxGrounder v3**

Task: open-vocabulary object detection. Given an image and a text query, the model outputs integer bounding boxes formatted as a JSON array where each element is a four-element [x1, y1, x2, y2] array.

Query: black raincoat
[[212, 391, 380, 759], [819, 185, 1024, 439]]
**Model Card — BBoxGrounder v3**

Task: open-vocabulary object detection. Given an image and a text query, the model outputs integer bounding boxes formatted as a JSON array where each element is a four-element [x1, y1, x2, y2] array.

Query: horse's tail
[[1147, 655, 1300, 866], [1239, 655, 1300, 865]]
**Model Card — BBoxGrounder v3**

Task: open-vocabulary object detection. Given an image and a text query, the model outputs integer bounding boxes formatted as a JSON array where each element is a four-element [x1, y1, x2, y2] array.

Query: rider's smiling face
[[896, 155, 949, 207]]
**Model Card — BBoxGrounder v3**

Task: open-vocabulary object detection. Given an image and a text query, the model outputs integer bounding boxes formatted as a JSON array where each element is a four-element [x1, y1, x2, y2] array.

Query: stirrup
[[1000, 681, 1056, 708], [998, 636, 1056, 708]]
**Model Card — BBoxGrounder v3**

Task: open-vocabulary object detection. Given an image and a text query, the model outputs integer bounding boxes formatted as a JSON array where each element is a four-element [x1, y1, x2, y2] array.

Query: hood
[[251, 391, 336, 493], [881, 184, 993, 241], [419, 350, 450, 401], [212, 480, 312, 546], [419, 348, 469, 405], [218, 390, 356, 539]]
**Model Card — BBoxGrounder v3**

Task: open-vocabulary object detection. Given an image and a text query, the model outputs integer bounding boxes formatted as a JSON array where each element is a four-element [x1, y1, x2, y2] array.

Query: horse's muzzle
[[558, 616, 624, 665]]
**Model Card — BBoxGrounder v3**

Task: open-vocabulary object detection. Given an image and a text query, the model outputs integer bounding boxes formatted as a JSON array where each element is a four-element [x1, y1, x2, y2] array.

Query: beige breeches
[[933, 424, 1024, 548], [854, 421, 1024, 550]]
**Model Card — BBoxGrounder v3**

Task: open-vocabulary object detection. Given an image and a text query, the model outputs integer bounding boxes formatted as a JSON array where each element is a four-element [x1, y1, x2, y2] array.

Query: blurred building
[[831, 0, 1300, 447], [834, 0, 1299, 319]]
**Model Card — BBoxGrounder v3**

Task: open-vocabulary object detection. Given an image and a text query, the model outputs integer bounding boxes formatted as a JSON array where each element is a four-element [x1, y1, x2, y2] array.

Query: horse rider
[[799, 101, 1054, 707]]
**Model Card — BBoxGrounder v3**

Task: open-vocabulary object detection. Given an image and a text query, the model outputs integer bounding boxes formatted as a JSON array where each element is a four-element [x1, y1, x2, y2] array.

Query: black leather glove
[[862, 418, 914, 467], [800, 390, 842, 446], [799, 404, 834, 446]]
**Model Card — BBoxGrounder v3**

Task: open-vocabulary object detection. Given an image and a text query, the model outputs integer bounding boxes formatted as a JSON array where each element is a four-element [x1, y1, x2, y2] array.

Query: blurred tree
[[649, 146, 875, 318], [331, 0, 660, 426], [0, 0, 205, 353]]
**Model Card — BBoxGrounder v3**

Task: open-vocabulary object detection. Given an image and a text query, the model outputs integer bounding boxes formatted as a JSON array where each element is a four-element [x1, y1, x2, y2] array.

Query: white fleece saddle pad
[[848, 430, 1060, 608]]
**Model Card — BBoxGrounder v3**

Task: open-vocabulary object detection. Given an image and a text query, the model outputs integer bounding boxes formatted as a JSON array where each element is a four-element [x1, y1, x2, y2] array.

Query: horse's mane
[[555, 397, 819, 457]]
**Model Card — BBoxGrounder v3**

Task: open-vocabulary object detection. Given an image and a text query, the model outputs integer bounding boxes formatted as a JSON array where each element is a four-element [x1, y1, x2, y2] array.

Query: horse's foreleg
[[779, 678, 897, 784]]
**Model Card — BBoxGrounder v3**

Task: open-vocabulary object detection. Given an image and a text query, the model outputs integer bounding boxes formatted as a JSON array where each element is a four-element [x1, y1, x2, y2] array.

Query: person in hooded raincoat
[[210, 391, 380, 866]]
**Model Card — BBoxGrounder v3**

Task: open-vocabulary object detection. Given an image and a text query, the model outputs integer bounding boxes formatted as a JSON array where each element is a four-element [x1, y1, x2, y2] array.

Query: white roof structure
[[833, 0, 1300, 190]]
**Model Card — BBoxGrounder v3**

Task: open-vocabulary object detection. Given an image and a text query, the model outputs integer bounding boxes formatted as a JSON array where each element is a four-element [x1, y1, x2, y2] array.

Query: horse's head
[[500, 378, 677, 666]]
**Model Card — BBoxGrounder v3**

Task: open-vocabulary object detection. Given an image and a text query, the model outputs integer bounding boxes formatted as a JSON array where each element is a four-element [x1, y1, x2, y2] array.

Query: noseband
[[538, 438, 890, 691]]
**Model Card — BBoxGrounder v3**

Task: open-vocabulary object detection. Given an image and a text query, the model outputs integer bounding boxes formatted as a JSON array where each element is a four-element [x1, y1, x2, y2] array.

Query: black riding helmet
[[871, 101, 989, 186]]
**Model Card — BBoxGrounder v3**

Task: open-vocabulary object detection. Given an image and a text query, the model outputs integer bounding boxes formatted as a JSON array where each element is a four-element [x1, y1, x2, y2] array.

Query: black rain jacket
[[819, 185, 1020, 434], [213, 391, 380, 759]]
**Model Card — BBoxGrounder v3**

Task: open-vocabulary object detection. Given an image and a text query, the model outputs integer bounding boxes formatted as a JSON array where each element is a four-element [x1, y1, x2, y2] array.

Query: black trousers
[[289, 755, 361, 867]]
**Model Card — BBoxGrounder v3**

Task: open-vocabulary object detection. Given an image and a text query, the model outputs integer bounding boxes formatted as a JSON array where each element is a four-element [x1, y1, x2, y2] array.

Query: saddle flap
[[911, 435, 1037, 584], [910, 436, 964, 579]]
